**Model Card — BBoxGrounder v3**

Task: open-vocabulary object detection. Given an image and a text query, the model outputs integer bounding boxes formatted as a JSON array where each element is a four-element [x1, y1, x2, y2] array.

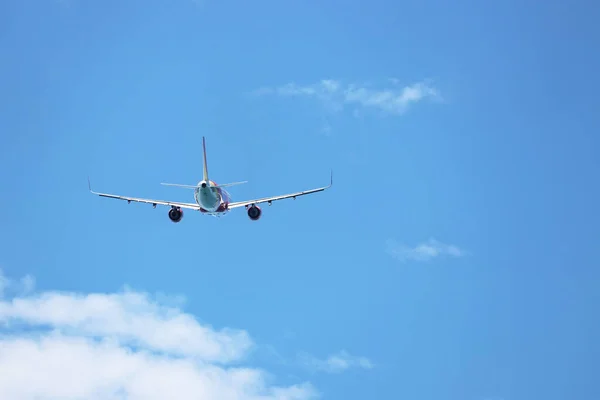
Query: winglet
[[87, 176, 100, 194], [330, 169, 333, 187]]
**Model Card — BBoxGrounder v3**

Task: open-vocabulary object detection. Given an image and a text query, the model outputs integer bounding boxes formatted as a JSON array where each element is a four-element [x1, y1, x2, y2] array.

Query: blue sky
[[1, 0, 599, 399]]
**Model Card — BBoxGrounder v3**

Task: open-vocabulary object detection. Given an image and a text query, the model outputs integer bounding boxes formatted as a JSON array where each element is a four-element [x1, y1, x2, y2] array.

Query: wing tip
[[87, 176, 100, 195]]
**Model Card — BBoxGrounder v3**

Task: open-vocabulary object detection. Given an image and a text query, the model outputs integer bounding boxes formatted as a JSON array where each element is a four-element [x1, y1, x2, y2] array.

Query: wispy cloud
[[252, 78, 441, 116], [298, 350, 374, 374], [386, 238, 466, 262], [0, 268, 35, 297], [0, 270, 317, 400], [0, 271, 7, 298]]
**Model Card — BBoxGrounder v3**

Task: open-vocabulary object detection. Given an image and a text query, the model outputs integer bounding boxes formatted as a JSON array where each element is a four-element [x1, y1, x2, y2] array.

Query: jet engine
[[168, 207, 183, 223], [247, 204, 262, 221]]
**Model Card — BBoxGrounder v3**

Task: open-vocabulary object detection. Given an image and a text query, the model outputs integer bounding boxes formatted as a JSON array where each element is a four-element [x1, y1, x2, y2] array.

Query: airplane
[[88, 137, 332, 222]]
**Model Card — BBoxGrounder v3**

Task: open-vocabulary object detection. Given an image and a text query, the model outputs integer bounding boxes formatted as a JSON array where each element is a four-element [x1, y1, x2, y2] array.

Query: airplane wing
[[227, 170, 332, 209], [88, 178, 201, 210]]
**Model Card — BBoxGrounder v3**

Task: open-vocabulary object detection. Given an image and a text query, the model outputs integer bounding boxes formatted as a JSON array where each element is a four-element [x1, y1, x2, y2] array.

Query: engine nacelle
[[168, 207, 183, 223], [247, 204, 262, 221]]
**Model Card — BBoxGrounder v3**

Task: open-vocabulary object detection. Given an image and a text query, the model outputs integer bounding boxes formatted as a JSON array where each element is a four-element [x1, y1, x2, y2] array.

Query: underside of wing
[[88, 179, 201, 210], [227, 171, 332, 209]]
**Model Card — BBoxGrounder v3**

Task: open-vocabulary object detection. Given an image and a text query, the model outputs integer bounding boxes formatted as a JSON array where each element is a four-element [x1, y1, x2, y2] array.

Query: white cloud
[[298, 350, 374, 374], [386, 238, 466, 262], [0, 290, 251, 363], [0, 270, 318, 400], [252, 79, 441, 115]]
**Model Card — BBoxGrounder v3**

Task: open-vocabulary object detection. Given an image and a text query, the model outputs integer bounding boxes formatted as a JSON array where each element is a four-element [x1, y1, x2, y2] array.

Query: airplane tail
[[202, 136, 209, 182], [161, 137, 248, 189]]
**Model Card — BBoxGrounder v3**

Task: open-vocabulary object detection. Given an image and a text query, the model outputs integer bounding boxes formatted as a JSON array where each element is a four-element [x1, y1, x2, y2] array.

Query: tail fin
[[160, 137, 248, 189], [202, 136, 209, 182]]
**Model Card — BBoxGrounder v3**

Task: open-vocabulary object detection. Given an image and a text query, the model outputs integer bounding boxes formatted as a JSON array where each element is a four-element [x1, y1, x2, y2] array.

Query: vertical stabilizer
[[202, 136, 209, 181]]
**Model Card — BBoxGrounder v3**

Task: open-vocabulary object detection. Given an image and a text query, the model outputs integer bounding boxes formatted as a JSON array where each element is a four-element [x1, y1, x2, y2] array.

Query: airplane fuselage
[[193, 180, 230, 214]]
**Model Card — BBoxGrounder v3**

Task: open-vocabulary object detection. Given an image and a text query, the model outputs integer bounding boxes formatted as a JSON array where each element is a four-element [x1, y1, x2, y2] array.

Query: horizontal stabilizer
[[160, 183, 202, 189], [160, 181, 248, 189], [213, 181, 248, 188]]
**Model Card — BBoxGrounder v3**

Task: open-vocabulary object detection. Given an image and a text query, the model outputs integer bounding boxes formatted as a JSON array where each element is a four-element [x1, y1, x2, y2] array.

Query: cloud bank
[[0, 269, 317, 400], [386, 238, 466, 262], [252, 79, 441, 115]]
